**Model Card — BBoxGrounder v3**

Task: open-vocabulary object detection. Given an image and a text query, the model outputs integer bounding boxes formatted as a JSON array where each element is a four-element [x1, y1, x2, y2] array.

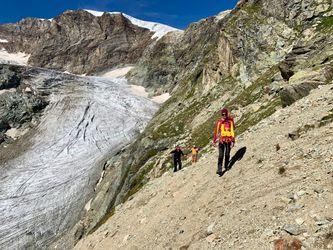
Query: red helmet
[[220, 108, 229, 116]]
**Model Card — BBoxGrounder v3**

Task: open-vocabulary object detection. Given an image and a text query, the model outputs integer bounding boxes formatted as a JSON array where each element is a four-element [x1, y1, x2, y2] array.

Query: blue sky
[[0, 0, 239, 29]]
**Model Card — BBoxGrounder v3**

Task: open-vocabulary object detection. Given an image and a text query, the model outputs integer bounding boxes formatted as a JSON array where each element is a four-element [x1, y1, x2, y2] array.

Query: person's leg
[[224, 142, 231, 170], [178, 159, 182, 170], [174, 158, 177, 172], [192, 155, 195, 164], [217, 143, 225, 174]]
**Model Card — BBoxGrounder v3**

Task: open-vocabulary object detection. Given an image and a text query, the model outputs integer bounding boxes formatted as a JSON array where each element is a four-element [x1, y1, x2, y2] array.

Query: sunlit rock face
[[0, 10, 180, 74], [0, 66, 157, 249]]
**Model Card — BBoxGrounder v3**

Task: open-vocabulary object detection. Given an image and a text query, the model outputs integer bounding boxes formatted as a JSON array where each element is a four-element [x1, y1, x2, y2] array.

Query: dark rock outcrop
[[0, 64, 48, 144], [0, 65, 21, 90]]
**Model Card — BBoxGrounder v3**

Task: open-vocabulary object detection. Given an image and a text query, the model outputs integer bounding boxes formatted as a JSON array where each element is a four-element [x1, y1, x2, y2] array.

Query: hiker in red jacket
[[213, 108, 235, 176]]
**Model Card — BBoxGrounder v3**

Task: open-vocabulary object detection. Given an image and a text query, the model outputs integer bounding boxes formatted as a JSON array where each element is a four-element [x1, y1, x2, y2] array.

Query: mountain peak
[[83, 9, 182, 39]]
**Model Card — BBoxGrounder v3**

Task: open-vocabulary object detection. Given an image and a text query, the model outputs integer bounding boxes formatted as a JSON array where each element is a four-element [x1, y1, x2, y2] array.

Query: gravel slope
[[75, 84, 333, 250]]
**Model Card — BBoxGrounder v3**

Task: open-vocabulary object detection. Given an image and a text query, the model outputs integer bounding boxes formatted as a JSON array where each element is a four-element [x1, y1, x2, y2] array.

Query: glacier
[[0, 68, 158, 248]]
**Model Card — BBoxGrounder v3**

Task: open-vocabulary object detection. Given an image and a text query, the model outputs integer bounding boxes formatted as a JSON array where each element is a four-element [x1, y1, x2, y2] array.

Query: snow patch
[[130, 85, 170, 104], [152, 93, 170, 104], [83, 9, 181, 39], [0, 39, 8, 43], [101, 66, 134, 78], [216, 10, 232, 20], [130, 85, 149, 98], [0, 49, 30, 65], [5, 127, 29, 140], [0, 88, 16, 95]]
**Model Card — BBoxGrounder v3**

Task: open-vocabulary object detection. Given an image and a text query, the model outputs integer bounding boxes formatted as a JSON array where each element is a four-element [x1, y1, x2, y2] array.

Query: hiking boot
[[216, 171, 223, 176]]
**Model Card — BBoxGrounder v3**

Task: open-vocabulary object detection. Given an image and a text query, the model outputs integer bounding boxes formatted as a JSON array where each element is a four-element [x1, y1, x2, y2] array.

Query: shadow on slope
[[220, 146, 247, 177]]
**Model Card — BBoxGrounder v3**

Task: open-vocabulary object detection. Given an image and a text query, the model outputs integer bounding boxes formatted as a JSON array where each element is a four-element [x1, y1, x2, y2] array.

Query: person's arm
[[213, 120, 220, 144], [231, 119, 235, 146], [181, 150, 184, 156], [170, 150, 175, 154]]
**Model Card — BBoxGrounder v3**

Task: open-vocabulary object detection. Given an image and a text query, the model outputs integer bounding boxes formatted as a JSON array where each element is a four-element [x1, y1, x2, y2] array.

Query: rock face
[[0, 64, 48, 145], [0, 10, 178, 74], [0, 65, 157, 249]]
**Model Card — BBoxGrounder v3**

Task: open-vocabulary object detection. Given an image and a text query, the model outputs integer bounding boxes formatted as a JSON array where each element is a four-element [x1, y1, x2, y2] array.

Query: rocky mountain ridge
[[0, 10, 179, 74]]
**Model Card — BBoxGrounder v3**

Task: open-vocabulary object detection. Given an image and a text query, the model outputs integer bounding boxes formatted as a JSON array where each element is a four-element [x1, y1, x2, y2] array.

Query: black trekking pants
[[217, 142, 231, 173], [174, 158, 182, 172]]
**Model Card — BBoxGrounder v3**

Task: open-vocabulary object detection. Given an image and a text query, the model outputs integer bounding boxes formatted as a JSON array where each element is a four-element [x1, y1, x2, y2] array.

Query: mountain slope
[[0, 10, 180, 74], [71, 0, 333, 247], [76, 83, 333, 249]]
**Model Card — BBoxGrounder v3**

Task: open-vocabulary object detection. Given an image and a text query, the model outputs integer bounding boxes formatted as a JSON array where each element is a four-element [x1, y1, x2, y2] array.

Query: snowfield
[[83, 9, 181, 39], [0, 49, 30, 65]]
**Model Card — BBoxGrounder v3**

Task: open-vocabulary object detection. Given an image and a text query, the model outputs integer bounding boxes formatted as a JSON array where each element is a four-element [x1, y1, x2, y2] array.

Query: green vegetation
[[123, 158, 157, 202], [317, 16, 333, 32], [243, 4, 262, 16], [228, 66, 278, 108], [236, 98, 281, 135]]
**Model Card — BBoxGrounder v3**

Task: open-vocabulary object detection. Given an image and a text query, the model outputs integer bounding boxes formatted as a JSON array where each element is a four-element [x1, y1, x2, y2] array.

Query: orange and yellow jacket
[[213, 116, 235, 143]]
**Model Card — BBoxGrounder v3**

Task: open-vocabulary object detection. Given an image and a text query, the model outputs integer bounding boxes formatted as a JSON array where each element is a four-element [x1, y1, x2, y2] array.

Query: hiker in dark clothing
[[213, 108, 235, 176], [170, 146, 184, 172]]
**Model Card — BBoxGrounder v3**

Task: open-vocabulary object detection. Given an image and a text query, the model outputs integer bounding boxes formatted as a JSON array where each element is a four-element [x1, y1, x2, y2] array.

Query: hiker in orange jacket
[[191, 145, 199, 164], [213, 108, 235, 176]]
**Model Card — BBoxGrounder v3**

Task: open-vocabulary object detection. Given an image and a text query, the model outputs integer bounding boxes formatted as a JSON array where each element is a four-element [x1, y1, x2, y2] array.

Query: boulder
[[0, 65, 21, 90]]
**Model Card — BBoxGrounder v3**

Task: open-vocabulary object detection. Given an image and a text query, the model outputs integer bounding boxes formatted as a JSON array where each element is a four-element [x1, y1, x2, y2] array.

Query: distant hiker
[[213, 108, 235, 176], [191, 145, 199, 164], [170, 146, 184, 172]]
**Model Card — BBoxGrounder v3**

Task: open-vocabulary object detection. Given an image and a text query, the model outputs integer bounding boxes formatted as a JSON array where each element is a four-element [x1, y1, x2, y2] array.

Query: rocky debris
[[295, 218, 304, 226], [206, 223, 215, 236], [280, 82, 320, 107], [278, 62, 294, 81], [287, 204, 304, 213], [0, 65, 21, 90], [315, 217, 332, 226], [274, 237, 302, 250], [283, 224, 305, 236], [314, 224, 333, 249]]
